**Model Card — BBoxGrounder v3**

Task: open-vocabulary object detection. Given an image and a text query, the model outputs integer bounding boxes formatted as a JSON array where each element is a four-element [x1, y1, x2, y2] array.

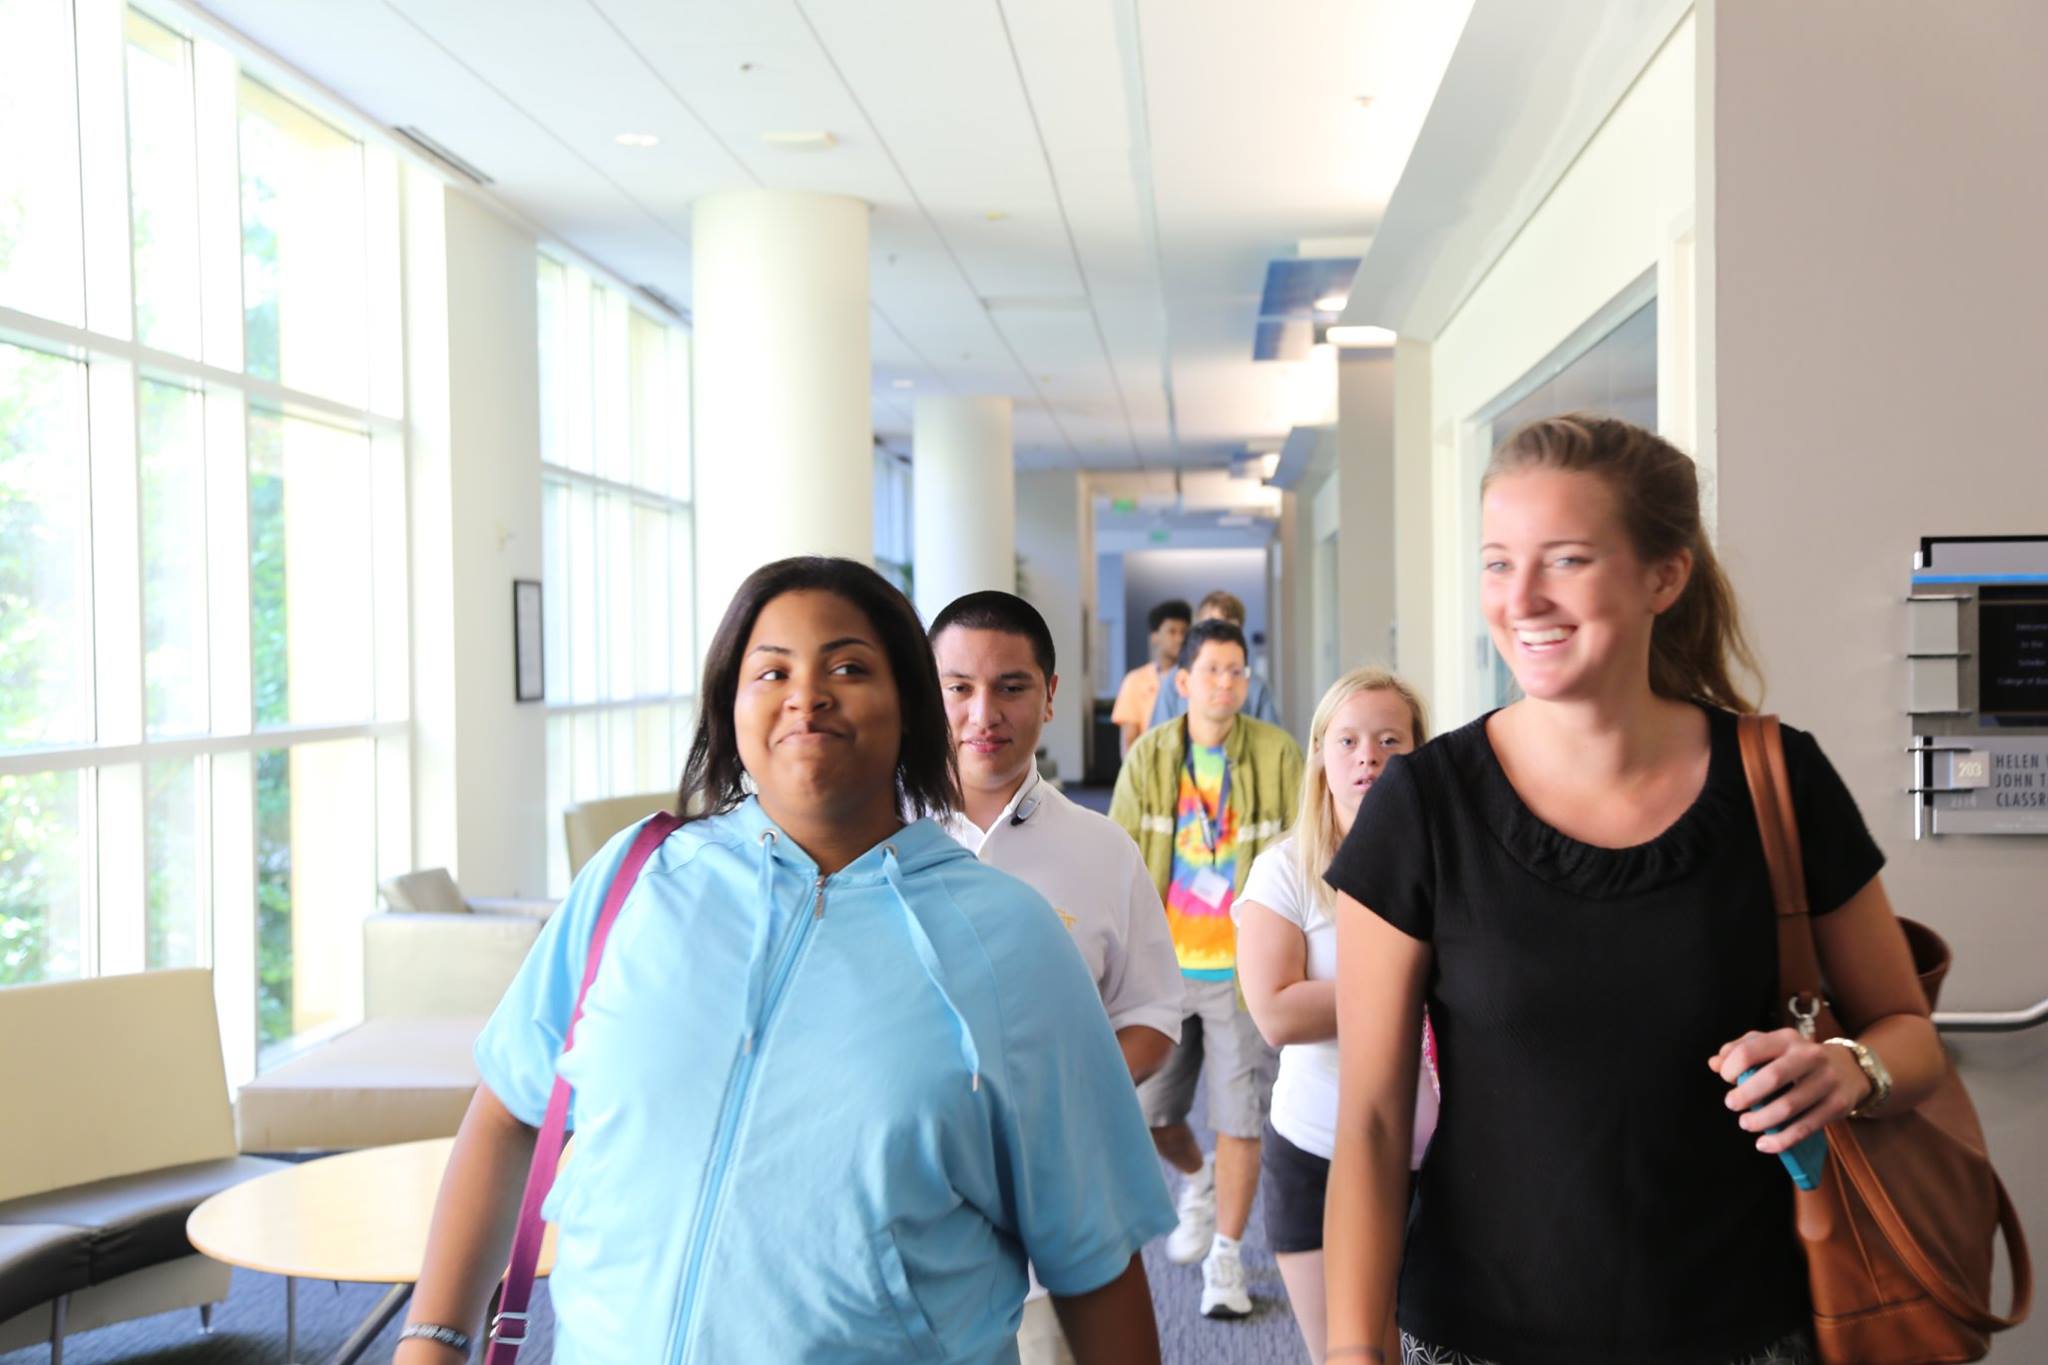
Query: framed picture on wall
[[513, 579, 544, 702]]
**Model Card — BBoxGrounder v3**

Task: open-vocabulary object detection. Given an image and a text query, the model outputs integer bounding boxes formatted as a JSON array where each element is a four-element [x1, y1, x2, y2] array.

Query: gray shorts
[[1136, 976, 1278, 1140]]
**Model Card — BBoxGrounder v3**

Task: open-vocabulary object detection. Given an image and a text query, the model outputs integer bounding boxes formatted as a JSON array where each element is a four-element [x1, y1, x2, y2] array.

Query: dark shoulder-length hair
[[676, 556, 961, 825]]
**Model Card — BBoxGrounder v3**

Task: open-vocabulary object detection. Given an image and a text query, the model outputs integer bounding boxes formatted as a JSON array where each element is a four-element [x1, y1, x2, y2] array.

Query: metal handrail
[[1933, 997, 2048, 1034]]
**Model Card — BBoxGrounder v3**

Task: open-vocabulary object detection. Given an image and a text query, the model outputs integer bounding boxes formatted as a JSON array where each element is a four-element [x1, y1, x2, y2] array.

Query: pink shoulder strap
[[485, 810, 683, 1361]]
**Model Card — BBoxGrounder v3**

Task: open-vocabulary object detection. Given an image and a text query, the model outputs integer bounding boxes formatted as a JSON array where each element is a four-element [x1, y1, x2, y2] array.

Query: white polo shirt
[[943, 770, 1184, 1046]]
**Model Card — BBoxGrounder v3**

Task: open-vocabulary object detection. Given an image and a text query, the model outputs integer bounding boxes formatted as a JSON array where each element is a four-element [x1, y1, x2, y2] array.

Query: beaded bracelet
[[399, 1322, 473, 1352]]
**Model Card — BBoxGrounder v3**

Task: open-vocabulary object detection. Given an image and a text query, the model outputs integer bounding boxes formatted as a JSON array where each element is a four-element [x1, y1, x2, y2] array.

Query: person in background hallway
[[931, 590, 1184, 1365], [398, 557, 1171, 1365], [1150, 590, 1285, 732], [1233, 667, 1439, 1365], [1112, 598, 1192, 755], [1110, 617, 1303, 1321], [1322, 416, 1944, 1365]]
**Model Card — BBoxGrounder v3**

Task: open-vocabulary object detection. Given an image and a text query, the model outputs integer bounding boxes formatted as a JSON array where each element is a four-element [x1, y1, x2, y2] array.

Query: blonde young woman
[[1322, 416, 1942, 1365], [1233, 668, 1440, 1364]]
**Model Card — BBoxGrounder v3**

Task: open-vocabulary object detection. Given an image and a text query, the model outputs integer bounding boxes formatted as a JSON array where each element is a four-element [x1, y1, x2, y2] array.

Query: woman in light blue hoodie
[[399, 557, 1173, 1365]]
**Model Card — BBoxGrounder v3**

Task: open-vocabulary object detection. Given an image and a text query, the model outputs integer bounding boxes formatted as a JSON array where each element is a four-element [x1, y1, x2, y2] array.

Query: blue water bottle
[[1737, 1068, 1829, 1190]]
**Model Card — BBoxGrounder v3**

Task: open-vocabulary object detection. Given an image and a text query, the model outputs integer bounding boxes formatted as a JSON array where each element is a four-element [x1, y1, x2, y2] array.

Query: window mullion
[[205, 390, 252, 733], [74, 0, 134, 341], [87, 356, 143, 746], [192, 36, 244, 373], [96, 763, 145, 975], [210, 748, 257, 1090]]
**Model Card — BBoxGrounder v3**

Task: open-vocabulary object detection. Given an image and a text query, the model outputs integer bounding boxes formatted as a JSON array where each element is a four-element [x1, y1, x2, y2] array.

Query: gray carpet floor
[[3, 1152, 1306, 1364]]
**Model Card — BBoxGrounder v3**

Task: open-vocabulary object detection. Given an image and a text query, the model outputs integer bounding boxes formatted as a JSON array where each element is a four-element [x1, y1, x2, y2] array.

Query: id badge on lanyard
[[1181, 718, 1231, 859]]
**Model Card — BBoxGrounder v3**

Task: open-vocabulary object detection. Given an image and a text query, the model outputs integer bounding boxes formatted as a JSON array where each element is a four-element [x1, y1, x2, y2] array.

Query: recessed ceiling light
[[761, 130, 837, 151], [1314, 293, 1350, 313], [615, 132, 660, 148], [891, 379, 914, 389], [1328, 324, 1397, 349]]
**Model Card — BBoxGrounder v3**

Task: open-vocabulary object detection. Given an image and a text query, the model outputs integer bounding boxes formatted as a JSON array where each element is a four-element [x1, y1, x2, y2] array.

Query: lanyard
[[1180, 718, 1231, 856], [1004, 769, 1043, 828]]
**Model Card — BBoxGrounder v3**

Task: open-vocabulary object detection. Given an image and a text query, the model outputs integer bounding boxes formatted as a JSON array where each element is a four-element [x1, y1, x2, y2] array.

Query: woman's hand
[[1709, 1028, 1871, 1153]]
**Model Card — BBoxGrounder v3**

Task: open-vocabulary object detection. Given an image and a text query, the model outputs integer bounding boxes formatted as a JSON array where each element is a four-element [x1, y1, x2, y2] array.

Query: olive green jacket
[[1108, 714, 1304, 903]]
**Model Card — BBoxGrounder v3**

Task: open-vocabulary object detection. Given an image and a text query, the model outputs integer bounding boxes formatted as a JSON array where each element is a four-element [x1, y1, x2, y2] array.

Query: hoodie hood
[[718, 796, 977, 884], [713, 797, 984, 1090]]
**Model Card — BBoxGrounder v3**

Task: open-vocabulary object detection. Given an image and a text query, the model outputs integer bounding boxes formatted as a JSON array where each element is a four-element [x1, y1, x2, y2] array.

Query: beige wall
[[1392, 336, 1436, 700], [1706, 1, 2048, 1347], [1337, 352, 1398, 677], [1411, 13, 1698, 728]]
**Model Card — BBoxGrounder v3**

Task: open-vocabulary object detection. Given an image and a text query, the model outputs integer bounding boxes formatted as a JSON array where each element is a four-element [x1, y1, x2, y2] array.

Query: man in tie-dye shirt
[[1109, 619, 1302, 1321]]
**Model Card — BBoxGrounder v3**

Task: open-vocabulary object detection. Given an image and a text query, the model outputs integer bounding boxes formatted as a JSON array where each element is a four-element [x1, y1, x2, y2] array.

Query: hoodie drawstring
[[880, 845, 982, 1093], [743, 831, 780, 1053]]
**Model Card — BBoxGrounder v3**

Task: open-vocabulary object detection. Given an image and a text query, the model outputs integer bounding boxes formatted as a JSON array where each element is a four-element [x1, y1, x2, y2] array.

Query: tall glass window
[[1473, 291, 1660, 710], [238, 77, 368, 407], [125, 9, 202, 356], [537, 254, 693, 893], [0, 0, 86, 325], [0, 2, 407, 1081], [874, 446, 913, 595]]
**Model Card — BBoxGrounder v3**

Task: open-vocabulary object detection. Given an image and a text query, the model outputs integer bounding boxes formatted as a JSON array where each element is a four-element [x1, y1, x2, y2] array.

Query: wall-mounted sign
[[1907, 535, 2048, 836], [1979, 592, 2048, 717]]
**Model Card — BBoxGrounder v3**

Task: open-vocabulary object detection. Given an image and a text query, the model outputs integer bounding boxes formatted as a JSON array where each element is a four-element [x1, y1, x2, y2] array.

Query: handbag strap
[[484, 810, 684, 1363], [1734, 715, 1832, 1034], [1734, 715, 2032, 1331]]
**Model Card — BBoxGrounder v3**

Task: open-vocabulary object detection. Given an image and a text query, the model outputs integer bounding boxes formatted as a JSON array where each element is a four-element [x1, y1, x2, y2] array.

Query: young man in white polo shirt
[[931, 591, 1184, 1365]]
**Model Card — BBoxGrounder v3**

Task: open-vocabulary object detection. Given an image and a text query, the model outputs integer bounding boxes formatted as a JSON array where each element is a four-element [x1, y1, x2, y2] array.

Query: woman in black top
[[1321, 415, 1944, 1365]]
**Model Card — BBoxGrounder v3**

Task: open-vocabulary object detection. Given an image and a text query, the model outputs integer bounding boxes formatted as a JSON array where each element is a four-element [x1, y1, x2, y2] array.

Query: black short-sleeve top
[[1323, 706, 1884, 1365]]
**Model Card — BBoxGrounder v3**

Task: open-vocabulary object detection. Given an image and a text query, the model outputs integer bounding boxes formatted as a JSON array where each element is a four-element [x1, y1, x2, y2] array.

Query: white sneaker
[[1164, 1158, 1216, 1264], [1199, 1240, 1252, 1319]]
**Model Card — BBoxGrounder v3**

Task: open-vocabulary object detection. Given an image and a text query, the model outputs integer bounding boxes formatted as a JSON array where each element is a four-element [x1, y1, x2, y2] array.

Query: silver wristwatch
[[1824, 1036, 1893, 1117]]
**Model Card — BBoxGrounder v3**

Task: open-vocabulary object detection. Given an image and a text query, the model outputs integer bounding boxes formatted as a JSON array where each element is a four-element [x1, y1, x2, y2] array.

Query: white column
[[405, 173, 547, 898], [692, 191, 873, 633], [1014, 470, 1084, 779], [911, 395, 1015, 624]]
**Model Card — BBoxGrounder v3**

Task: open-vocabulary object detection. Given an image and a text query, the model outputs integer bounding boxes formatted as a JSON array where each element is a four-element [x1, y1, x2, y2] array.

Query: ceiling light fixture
[[761, 130, 837, 151], [1314, 293, 1350, 313], [614, 132, 660, 148], [891, 379, 914, 389], [1327, 324, 1397, 349]]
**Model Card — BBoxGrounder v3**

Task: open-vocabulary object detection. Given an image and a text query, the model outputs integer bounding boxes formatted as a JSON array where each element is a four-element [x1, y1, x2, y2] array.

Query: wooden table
[[187, 1137, 556, 1364]]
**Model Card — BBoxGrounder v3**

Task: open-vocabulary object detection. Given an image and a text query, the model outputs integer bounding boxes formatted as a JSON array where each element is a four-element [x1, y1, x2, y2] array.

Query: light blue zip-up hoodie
[[475, 797, 1175, 1364]]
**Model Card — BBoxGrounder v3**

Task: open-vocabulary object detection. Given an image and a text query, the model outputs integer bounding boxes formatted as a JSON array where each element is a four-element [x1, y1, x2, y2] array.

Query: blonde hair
[[1485, 413, 1761, 713], [1293, 667, 1430, 921]]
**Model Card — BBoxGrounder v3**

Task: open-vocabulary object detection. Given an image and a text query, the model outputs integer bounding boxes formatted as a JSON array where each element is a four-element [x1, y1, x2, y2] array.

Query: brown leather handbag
[[1738, 715, 2032, 1363]]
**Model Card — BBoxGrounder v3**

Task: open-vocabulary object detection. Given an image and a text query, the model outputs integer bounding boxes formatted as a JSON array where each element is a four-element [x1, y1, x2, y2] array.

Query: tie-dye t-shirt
[[1166, 742, 1238, 979]]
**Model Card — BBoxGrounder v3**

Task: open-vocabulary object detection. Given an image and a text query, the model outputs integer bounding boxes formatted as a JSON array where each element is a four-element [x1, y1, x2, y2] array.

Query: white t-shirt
[[944, 771, 1185, 1045], [1235, 835, 1437, 1165], [944, 770, 1184, 1304]]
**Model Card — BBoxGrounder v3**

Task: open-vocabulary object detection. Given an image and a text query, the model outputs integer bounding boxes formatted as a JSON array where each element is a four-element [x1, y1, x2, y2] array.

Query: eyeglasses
[[1190, 665, 1248, 682]]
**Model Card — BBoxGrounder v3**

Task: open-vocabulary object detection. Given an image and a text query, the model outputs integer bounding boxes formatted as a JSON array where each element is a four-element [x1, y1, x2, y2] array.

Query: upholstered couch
[[231, 873, 556, 1154], [0, 970, 288, 1359], [563, 790, 675, 877]]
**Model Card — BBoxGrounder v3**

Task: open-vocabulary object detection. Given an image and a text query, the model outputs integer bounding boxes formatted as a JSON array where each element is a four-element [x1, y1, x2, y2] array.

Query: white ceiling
[[193, 0, 1467, 472]]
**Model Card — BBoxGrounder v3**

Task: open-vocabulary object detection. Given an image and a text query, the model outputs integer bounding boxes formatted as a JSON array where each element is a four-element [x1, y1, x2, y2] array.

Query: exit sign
[[1112, 497, 1137, 513], [1148, 529, 1171, 544]]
